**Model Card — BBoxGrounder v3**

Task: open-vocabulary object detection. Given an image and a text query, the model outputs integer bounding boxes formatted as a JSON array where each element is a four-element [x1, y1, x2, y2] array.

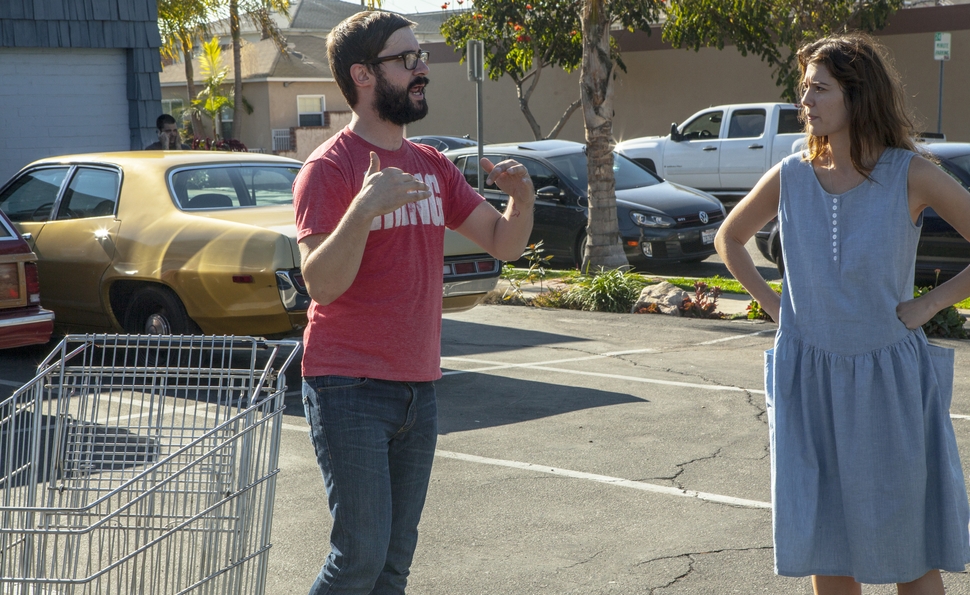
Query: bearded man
[[292, 10, 535, 595]]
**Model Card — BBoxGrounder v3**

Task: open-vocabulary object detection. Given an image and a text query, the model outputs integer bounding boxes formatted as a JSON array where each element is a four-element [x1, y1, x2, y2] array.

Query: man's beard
[[373, 70, 429, 126]]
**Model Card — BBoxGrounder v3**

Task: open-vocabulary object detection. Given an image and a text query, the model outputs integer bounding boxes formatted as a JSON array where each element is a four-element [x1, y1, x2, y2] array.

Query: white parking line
[[442, 352, 763, 394], [695, 329, 776, 345], [435, 450, 772, 509]]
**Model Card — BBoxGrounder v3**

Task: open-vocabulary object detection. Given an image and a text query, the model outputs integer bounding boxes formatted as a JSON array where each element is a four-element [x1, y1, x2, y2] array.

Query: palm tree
[[191, 37, 233, 139], [157, 0, 217, 139], [225, 0, 290, 140]]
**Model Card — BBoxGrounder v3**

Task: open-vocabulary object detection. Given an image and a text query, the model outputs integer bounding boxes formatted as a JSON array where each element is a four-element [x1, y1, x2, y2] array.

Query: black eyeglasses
[[369, 50, 430, 70]]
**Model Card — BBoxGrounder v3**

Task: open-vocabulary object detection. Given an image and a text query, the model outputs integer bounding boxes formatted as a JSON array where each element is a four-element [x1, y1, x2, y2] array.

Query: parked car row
[[0, 150, 500, 346], [444, 140, 725, 268], [756, 142, 970, 284], [4, 135, 970, 349]]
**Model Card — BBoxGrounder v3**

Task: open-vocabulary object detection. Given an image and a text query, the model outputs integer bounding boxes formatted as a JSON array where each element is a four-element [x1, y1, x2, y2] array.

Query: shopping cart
[[0, 334, 301, 595]]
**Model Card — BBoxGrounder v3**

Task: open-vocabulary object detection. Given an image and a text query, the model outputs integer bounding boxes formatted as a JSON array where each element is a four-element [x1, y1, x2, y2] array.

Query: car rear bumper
[[0, 308, 54, 349]]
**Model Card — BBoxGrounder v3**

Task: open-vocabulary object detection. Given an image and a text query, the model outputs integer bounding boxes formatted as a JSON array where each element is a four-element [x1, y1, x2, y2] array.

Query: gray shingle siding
[[0, 0, 162, 149]]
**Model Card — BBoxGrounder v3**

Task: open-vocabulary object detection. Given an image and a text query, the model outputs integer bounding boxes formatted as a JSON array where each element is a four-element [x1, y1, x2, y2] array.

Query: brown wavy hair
[[327, 11, 415, 107], [797, 32, 918, 176]]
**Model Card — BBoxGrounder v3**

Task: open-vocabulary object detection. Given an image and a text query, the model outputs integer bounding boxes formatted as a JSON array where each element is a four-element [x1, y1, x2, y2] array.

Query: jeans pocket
[[311, 375, 368, 391]]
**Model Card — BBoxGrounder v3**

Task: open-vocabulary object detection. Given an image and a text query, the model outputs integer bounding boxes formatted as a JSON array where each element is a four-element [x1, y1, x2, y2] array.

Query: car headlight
[[630, 211, 676, 228]]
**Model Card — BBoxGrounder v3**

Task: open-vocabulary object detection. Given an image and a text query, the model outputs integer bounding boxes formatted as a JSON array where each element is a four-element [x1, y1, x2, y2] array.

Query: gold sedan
[[0, 151, 500, 337]]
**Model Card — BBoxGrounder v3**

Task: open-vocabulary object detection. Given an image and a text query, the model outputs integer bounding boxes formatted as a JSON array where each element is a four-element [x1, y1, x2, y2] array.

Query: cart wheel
[[123, 286, 201, 335]]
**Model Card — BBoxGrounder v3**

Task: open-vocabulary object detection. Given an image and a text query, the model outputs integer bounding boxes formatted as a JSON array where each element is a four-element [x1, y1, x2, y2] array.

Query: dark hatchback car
[[444, 140, 725, 268], [756, 142, 970, 282]]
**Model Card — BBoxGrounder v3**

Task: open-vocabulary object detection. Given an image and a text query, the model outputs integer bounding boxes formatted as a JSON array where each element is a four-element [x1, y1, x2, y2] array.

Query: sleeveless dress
[[766, 148, 970, 583]]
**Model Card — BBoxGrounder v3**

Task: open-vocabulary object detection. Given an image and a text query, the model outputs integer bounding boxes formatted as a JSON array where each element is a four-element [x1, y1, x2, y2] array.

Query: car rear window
[[172, 165, 300, 209], [546, 152, 661, 191]]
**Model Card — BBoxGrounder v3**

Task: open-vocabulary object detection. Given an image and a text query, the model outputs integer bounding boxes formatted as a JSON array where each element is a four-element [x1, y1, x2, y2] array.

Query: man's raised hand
[[482, 158, 535, 207], [356, 152, 432, 219]]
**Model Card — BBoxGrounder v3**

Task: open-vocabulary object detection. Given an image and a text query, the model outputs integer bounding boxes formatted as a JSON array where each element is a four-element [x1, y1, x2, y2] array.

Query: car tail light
[[291, 270, 306, 292], [453, 262, 477, 275], [0, 263, 20, 301], [443, 256, 501, 280], [25, 262, 41, 304]]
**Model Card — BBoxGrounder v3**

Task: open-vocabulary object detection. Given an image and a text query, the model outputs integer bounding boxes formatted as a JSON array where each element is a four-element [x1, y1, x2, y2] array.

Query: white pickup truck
[[616, 103, 803, 208]]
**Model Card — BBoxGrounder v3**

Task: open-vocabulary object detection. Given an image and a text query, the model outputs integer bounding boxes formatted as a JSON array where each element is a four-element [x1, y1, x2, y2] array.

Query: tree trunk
[[230, 0, 243, 140], [181, 37, 205, 139], [579, 0, 628, 270]]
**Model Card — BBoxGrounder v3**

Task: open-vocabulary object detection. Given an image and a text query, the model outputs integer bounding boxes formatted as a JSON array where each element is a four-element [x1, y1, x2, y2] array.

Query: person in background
[[144, 114, 189, 150], [292, 10, 534, 595], [715, 32, 970, 595]]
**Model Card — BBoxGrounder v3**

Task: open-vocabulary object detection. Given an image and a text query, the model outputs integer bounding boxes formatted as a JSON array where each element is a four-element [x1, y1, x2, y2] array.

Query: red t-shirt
[[293, 127, 484, 381]]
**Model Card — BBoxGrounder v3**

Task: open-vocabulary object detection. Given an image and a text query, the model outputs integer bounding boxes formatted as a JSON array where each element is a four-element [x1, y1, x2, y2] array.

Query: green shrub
[[914, 286, 968, 339], [501, 241, 554, 303], [560, 267, 648, 313]]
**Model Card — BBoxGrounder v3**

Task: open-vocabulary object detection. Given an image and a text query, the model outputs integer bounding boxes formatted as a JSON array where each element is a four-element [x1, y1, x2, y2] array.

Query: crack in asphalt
[[559, 549, 603, 570], [639, 546, 774, 594], [650, 447, 724, 489]]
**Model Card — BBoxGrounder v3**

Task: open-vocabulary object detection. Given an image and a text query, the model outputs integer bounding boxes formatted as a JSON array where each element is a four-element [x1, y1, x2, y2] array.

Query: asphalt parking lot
[[2, 251, 969, 593], [393, 305, 969, 595]]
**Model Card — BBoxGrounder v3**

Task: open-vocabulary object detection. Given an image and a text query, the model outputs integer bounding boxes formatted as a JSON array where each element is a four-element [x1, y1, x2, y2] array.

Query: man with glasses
[[292, 10, 535, 595]]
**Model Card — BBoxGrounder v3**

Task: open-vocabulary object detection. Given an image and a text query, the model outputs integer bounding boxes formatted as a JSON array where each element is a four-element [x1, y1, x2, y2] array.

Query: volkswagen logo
[[699, 210, 709, 224]]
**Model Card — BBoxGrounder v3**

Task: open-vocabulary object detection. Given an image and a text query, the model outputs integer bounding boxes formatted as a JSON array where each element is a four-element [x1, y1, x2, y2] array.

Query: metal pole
[[467, 39, 485, 194], [937, 60, 944, 134], [477, 79, 484, 195]]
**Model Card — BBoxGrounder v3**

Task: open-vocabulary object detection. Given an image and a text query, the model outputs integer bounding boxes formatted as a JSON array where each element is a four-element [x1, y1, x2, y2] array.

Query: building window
[[220, 106, 234, 140], [162, 98, 184, 119], [298, 95, 325, 127]]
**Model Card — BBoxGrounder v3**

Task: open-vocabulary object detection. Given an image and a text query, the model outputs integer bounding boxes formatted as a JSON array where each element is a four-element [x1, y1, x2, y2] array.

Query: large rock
[[632, 281, 688, 315]]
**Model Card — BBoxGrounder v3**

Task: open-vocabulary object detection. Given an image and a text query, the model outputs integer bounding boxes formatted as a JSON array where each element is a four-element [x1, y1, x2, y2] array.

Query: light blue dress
[[767, 148, 970, 583]]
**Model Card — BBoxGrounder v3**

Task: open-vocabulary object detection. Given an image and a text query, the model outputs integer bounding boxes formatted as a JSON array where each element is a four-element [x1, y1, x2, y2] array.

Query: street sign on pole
[[934, 32, 951, 61], [467, 40, 484, 81]]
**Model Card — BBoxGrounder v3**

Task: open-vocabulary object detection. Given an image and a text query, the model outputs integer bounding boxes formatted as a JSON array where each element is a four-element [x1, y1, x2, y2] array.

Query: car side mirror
[[670, 122, 682, 142], [536, 186, 565, 201]]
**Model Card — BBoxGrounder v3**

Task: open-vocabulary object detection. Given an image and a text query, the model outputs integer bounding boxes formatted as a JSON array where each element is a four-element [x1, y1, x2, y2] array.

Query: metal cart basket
[[0, 334, 301, 595]]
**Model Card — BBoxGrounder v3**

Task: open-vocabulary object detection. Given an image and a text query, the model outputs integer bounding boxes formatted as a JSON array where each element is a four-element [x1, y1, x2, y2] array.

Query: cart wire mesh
[[0, 334, 301, 595]]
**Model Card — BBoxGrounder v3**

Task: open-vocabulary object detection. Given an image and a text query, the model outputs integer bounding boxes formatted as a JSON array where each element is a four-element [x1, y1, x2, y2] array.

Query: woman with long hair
[[716, 32, 970, 594]]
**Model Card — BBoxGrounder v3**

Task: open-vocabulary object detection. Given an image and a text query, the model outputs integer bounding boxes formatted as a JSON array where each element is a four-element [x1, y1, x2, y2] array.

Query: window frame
[[297, 95, 326, 127]]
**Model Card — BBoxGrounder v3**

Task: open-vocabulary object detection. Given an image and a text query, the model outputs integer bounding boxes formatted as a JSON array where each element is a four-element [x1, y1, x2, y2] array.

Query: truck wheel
[[123, 286, 201, 335]]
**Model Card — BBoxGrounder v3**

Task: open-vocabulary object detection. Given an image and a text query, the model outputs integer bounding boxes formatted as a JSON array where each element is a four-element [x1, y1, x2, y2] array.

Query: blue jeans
[[302, 376, 438, 595]]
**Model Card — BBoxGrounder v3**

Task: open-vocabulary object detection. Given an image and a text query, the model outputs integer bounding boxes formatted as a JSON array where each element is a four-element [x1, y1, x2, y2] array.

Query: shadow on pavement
[[436, 372, 645, 434], [441, 319, 590, 358]]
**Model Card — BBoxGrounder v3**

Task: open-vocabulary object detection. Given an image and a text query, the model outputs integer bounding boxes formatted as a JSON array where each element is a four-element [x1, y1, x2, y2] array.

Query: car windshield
[[172, 165, 300, 209], [546, 151, 661, 192]]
